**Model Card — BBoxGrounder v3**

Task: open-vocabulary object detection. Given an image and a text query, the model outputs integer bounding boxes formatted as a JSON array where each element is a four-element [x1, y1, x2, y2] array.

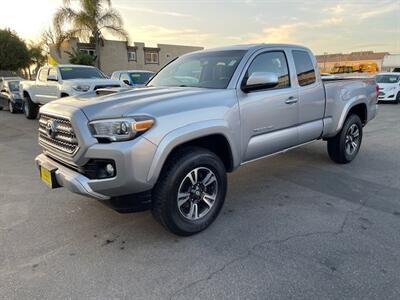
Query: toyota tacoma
[[35, 44, 378, 236], [20, 64, 124, 119]]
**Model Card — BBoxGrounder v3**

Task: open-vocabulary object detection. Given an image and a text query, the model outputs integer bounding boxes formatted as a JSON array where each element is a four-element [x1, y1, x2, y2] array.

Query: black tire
[[23, 93, 39, 119], [152, 146, 227, 236], [396, 92, 400, 104], [8, 100, 17, 114], [327, 114, 363, 164]]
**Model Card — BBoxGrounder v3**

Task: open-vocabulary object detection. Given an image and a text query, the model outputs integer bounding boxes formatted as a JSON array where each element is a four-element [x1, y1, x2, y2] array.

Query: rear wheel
[[152, 147, 227, 236], [327, 114, 363, 164], [23, 93, 39, 119]]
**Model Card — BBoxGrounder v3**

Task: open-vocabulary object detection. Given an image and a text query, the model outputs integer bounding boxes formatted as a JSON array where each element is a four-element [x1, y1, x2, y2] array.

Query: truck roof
[[376, 72, 400, 76], [198, 43, 310, 53], [112, 70, 155, 74], [57, 64, 96, 68]]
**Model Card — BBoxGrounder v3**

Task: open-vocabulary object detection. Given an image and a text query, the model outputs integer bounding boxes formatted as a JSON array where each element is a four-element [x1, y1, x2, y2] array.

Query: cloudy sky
[[1, 0, 399, 54]]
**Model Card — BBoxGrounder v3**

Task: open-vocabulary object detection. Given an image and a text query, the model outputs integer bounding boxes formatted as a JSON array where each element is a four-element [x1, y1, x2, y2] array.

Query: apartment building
[[49, 38, 203, 75]]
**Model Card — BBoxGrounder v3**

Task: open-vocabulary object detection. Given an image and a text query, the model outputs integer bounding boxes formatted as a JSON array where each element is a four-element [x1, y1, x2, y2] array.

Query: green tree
[[28, 43, 47, 76], [53, 0, 128, 70], [41, 26, 71, 57], [65, 47, 94, 65], [0, 28, 30, 71]]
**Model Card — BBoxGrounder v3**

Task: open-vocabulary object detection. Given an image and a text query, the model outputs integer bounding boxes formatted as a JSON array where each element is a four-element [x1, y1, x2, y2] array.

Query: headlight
[[72, 85, 90, 92], [387, 87, 396, 91], [89, 117, 155, 142]]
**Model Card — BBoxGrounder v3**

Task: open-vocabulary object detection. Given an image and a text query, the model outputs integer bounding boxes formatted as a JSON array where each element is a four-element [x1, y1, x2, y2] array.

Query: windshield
[[375, 74, 400, 84], [148, 50, 246, 89], [8, 81, 20, 92], [129, 72, 154, 84], [59, 67, 107, 80]]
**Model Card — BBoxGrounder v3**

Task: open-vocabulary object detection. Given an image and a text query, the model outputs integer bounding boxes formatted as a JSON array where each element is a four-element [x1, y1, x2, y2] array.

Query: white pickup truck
[[20, 64, 124, 119]]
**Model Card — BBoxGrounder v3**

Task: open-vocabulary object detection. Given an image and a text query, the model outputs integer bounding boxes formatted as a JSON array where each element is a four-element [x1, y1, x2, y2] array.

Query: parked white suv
[[376, 72, 400, 104], [20, 65, 124, 119]]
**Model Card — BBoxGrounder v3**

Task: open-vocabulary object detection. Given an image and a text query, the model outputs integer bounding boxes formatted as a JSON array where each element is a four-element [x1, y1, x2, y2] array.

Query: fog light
[[105, 163, 115, 176]]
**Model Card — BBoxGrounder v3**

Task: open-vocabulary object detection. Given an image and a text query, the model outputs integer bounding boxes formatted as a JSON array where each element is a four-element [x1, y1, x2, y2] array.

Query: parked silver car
[[36, 44, 378, 235]]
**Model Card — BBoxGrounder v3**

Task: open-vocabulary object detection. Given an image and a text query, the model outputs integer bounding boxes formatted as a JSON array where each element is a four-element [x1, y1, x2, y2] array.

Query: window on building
[[80, 49, 96, 56], [244, 51, 290, 90], [145, 51, 159, 64], [128, 51, 136, 61], [292, 50, 316, 86]]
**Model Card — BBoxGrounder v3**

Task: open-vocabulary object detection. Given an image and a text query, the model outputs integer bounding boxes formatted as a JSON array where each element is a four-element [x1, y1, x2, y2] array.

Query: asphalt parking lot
[[0, 104, 399, 299]]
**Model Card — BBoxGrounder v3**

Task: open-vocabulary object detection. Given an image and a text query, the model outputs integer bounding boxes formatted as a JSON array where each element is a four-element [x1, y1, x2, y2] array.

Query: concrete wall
[[99, 41, 203, 75], [49, 39, 78, 65]]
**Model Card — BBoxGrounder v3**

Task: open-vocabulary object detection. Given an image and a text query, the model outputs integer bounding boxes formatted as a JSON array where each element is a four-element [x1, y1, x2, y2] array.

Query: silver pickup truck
[[36, 44, 378, 236]]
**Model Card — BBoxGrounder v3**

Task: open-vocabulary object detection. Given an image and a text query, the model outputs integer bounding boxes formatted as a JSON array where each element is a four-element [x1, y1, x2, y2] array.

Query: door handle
[[285, 96, 298, 104]]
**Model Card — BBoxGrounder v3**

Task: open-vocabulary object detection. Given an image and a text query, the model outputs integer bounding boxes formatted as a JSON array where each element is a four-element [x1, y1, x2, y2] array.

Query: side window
[[120, 73, 130, 84], [38, 68, 48, 82], [48, 68, 58, 80], [245, 51, 290, 89], [292, 50, 316, 86]]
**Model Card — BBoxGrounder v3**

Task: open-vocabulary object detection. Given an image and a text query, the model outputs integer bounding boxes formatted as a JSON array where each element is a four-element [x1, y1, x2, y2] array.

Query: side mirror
[[123, 79, 131, 86], [242, 72, 279, 93], [47, 74, 58, 82]]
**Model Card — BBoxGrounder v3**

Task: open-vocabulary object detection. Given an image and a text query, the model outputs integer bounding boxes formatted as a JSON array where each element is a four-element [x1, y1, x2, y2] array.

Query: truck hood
[[377, 83, 399, 90], [64, 78, 123, 86], [46, 86, 234, 120]]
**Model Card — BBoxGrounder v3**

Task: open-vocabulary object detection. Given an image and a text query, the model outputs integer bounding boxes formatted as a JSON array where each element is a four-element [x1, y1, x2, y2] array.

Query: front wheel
[[327, 114, 363, 164], [152, 147, 227, 236], [23, 94, 39, 119], [396, 92, 400, 104]]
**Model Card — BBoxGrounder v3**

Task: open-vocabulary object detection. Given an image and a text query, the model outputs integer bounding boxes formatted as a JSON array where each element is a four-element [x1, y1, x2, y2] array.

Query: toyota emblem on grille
[[46, 120, 58, 139]]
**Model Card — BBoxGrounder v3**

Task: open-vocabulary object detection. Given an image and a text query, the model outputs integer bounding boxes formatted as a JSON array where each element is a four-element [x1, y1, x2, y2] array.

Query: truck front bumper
[[378, 92, 398, 102], [35, 153, 111, 200], [35, 136, 158, 200]]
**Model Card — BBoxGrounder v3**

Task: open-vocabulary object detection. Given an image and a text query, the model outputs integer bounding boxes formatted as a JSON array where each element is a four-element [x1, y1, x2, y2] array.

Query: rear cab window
[[48, 68, 58, 81], [38, 68, 48, 82], [292, 50, 316, 86]]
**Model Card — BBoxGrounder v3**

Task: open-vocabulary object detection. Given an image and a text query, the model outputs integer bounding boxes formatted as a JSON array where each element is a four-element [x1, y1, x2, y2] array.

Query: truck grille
[[94, 84, 120, 90], [38, 114, 79, 155]]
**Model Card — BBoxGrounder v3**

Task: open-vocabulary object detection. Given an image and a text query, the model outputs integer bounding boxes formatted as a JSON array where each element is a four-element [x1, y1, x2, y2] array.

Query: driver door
[[238, 50, 299, 162], [45, 68, 60, 101]]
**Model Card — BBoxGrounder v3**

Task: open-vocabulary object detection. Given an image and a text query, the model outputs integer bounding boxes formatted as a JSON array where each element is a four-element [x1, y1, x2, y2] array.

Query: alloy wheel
[[177, 167, 218, 221], [345, 124, 360, 155]]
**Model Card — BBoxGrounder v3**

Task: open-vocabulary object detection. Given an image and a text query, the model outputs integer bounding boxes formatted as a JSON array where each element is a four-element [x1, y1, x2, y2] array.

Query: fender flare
[[335, 97, 367, 132], [146, 120, 239, 184]]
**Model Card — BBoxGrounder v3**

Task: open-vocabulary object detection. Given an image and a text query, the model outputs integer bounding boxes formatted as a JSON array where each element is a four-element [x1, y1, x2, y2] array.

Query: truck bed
[[322, 77, 377, 138]]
